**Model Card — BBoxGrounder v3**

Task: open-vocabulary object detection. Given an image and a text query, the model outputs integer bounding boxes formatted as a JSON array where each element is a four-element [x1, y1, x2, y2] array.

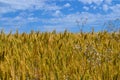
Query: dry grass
[[0, 30, 120, 80]]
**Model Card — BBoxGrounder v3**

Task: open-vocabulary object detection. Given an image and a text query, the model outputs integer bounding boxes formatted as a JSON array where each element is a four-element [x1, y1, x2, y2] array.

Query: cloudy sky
[[0, 0, 120, 33]]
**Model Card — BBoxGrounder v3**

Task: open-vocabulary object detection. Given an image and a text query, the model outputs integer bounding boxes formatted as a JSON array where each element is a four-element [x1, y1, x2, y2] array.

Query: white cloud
[[0, 0, 120, 32], [1, 1, 120, 32], [110, 4, 120, 13], [43, 4, 61, 11], [40, 8, 120, 31], [105, 0, 112, 4], [1, 8, 120, 32], [64, 3, 71, 8], [53, 10, 63, 17], [103, 4, 109, 11], [83, 6, 89, 11], [93, 6, 97, 10], [78, 0, 103, 5], [0, 12, 40, 28], [42, 25, 67, 32], [0, 0, 44, 10], [0, 0, 61, 14], [90, 5, 97, 10]]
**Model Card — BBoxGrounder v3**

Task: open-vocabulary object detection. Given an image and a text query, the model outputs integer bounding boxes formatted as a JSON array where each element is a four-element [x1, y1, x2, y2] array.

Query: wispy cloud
[[78, 0, 103, 5], [0, 0, 120, 32], [103, 4, 109, 11], [52, 10, 63, 17], [64, 3, 71, 8], [0, 0, 61, 14], [110, 4, 120, 13], [83, 6, 89, 11], [105, 0, 112, 4]]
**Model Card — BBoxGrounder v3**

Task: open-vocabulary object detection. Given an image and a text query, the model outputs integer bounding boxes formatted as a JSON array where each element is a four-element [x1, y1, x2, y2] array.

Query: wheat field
[[0, 30, 120, 80]]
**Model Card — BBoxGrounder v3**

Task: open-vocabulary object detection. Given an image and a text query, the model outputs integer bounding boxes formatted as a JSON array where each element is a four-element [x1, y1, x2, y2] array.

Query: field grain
[[0, 31, 120, 80]]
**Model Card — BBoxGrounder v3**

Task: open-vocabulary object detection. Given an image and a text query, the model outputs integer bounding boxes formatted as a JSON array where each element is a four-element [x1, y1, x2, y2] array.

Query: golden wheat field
[[0, 30, 120, 80]]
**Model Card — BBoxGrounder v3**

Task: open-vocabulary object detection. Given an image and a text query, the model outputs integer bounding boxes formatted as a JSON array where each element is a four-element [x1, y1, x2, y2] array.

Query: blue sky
[[0, 0, 120, 33]]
